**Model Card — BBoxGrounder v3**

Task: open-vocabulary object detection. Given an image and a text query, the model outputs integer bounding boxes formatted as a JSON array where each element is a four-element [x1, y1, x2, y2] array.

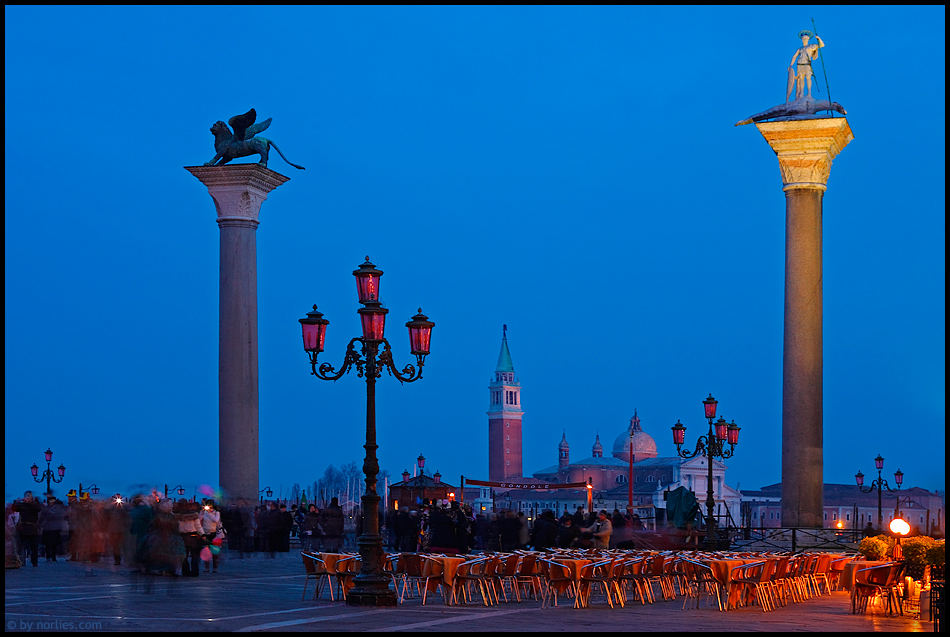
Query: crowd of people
[[7, 488, 650, 572], [384, 500, 647, 555]]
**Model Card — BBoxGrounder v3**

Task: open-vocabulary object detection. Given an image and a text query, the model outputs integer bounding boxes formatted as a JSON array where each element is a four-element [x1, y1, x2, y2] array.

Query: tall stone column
[[755, 118, 853, 528], [185, 165, 290, 501]]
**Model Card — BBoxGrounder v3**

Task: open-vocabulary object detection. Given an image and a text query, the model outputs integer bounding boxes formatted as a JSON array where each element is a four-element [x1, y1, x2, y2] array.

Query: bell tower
[[488, 325, 523, 482]]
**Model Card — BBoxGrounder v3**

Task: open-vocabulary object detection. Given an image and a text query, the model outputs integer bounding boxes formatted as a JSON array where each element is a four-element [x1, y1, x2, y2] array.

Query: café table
[[700, 557, 771, 610], [841, 560, 887, 592], [553, 558, 593, 608]]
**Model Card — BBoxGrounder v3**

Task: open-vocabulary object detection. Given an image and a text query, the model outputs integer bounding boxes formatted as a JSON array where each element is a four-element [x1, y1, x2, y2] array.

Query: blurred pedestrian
[[13, 491, 41, 567], [276, 503, 294, 552], [176, 499, 202, 577], [531, 510, 558, 550], [106, 495, 131, 565], [199, 500, 222, 572], [39, 496, 67, 562], [320, 498, 344, 553], [301, 504, 321, 552]]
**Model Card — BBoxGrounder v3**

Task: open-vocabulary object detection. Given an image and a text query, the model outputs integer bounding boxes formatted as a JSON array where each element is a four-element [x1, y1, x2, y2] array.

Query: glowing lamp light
[[874, 455, 884, 471], [45, 448, 53, 463], [358, 304, 388, 342], [727, 420, 741, 445], [894, 468, 903, 487], [299, 305, 329, 353], [855, 470, 865, 487], [353, 257, 383, 304], [406, 310, 435, 356], [31, 463, 39, 477], [703, 394, 718, 420], [836, 520, 844, 529], [889, 518, 910, 536], [417, 454, 426, 470], [58, 464, 66, 478], [671, 420, 686, 446], [714, 417, 728, 441]]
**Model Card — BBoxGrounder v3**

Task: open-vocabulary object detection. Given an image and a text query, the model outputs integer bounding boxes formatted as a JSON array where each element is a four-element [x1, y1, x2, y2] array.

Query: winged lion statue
[[204, 108, 304, 170]]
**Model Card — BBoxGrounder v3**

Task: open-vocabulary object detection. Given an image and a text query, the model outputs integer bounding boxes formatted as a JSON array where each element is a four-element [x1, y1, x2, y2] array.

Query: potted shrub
[[900, 536, 936, 581], [858, 535, 890, 561], [926, 540, 945, 581]]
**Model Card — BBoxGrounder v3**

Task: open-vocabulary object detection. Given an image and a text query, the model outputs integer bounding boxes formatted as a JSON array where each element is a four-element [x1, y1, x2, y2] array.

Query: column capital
[[185, 164, 290, 224], [755, 118, 854, 191]]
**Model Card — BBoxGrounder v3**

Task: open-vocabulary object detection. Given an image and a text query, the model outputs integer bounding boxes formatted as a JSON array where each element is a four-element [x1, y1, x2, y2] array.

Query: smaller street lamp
[[78, 483, 100, 499], [259, 486, 273, 505], [165, 484, 186, 499]]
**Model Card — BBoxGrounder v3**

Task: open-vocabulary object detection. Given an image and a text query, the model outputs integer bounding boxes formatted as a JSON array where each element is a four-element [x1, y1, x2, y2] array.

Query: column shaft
[[219, 219, 260, 502], [781, 188, 824, 528]]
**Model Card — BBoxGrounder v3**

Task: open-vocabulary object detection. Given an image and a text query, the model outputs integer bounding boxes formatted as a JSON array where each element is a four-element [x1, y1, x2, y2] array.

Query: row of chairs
[[302, 549, 849, 612]]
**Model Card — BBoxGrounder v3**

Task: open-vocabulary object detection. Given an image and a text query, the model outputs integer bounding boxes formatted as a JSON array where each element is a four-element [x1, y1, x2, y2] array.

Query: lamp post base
[[345, 583, 398, 607]]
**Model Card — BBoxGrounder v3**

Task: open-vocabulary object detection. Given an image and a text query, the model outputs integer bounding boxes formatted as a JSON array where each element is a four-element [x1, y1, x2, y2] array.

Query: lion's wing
[[244, 118, 272, 140], [228, 108, 257, 141]]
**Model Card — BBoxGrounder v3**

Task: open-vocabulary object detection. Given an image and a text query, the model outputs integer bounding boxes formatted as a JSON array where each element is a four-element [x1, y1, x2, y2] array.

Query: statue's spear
[[811, 17, 834, 116]]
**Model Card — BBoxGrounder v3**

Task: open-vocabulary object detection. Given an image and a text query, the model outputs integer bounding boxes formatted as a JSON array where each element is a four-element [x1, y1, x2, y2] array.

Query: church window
[[615, 475, 627, 484], [506, 435, 509, 441], [636, 475, 641, 482], [647, 475, 655, 482], [506, 448, 509, 454], [846, 513, 850, 521], [506, 461, 509, 466], [506, 422, 509, 428]]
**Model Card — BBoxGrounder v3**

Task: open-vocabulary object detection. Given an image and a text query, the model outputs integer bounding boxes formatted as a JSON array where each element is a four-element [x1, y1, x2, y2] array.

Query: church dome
[[612, 410, 657, 462]]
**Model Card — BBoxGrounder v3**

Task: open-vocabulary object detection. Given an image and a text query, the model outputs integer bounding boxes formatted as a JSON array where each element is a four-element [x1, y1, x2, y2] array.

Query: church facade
[[485, 330, 742, 526]]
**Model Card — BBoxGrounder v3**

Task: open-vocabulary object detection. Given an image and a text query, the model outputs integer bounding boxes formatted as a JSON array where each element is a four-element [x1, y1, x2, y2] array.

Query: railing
[[728, 526, 860, 552]]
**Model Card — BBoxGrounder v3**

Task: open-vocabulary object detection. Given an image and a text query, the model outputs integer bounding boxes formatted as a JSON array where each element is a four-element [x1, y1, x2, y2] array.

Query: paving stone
[[4, 551, 932, 632]]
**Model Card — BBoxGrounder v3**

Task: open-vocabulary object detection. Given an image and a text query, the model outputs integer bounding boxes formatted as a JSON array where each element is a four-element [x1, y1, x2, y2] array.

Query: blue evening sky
[[5, 6, 945, 502]]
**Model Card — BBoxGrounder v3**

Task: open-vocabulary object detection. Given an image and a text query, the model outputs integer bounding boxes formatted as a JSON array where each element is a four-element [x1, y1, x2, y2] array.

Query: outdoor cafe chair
[[301, 552, 332, 601], [419, 555, 447, 605], [679, 558, 723, 611], [334, 555, 361, 601], [639, 553, 673, 602], [766, 555, 791, 607], [538, 558, 577, 609], [852, 561, 906, 616], [452, 556, 495, 606], [617, 556, 655, 605], [515, 554, 542, 601], [577, 558, 624, 609], [394, 553, 425, 603], [496, 553, 522, 602], [731, 560, 776, 612]]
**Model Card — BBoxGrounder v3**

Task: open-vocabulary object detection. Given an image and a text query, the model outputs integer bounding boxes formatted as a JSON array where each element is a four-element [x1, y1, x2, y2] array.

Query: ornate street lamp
[[416, 454, 427, 509], [671, 393, 741, 550], [259, 486, 273, 505], [165, 484, 187, 499], [299, 256, 433, 607], [30, 448, 66, 495], [79, 483, 100, 499], [856, 455, 904, 532]]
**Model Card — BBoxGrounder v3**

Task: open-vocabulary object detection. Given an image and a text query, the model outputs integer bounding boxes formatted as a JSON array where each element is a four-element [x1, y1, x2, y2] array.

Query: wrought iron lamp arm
[[377, 338, 424, 384], [675, 435, 709, 459], [858, 478, 895, 494], [309, 338, 366, 381]]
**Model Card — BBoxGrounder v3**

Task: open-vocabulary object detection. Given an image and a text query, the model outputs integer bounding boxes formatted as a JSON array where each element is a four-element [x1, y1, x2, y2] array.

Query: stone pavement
[[4, 551, 933, 632]]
